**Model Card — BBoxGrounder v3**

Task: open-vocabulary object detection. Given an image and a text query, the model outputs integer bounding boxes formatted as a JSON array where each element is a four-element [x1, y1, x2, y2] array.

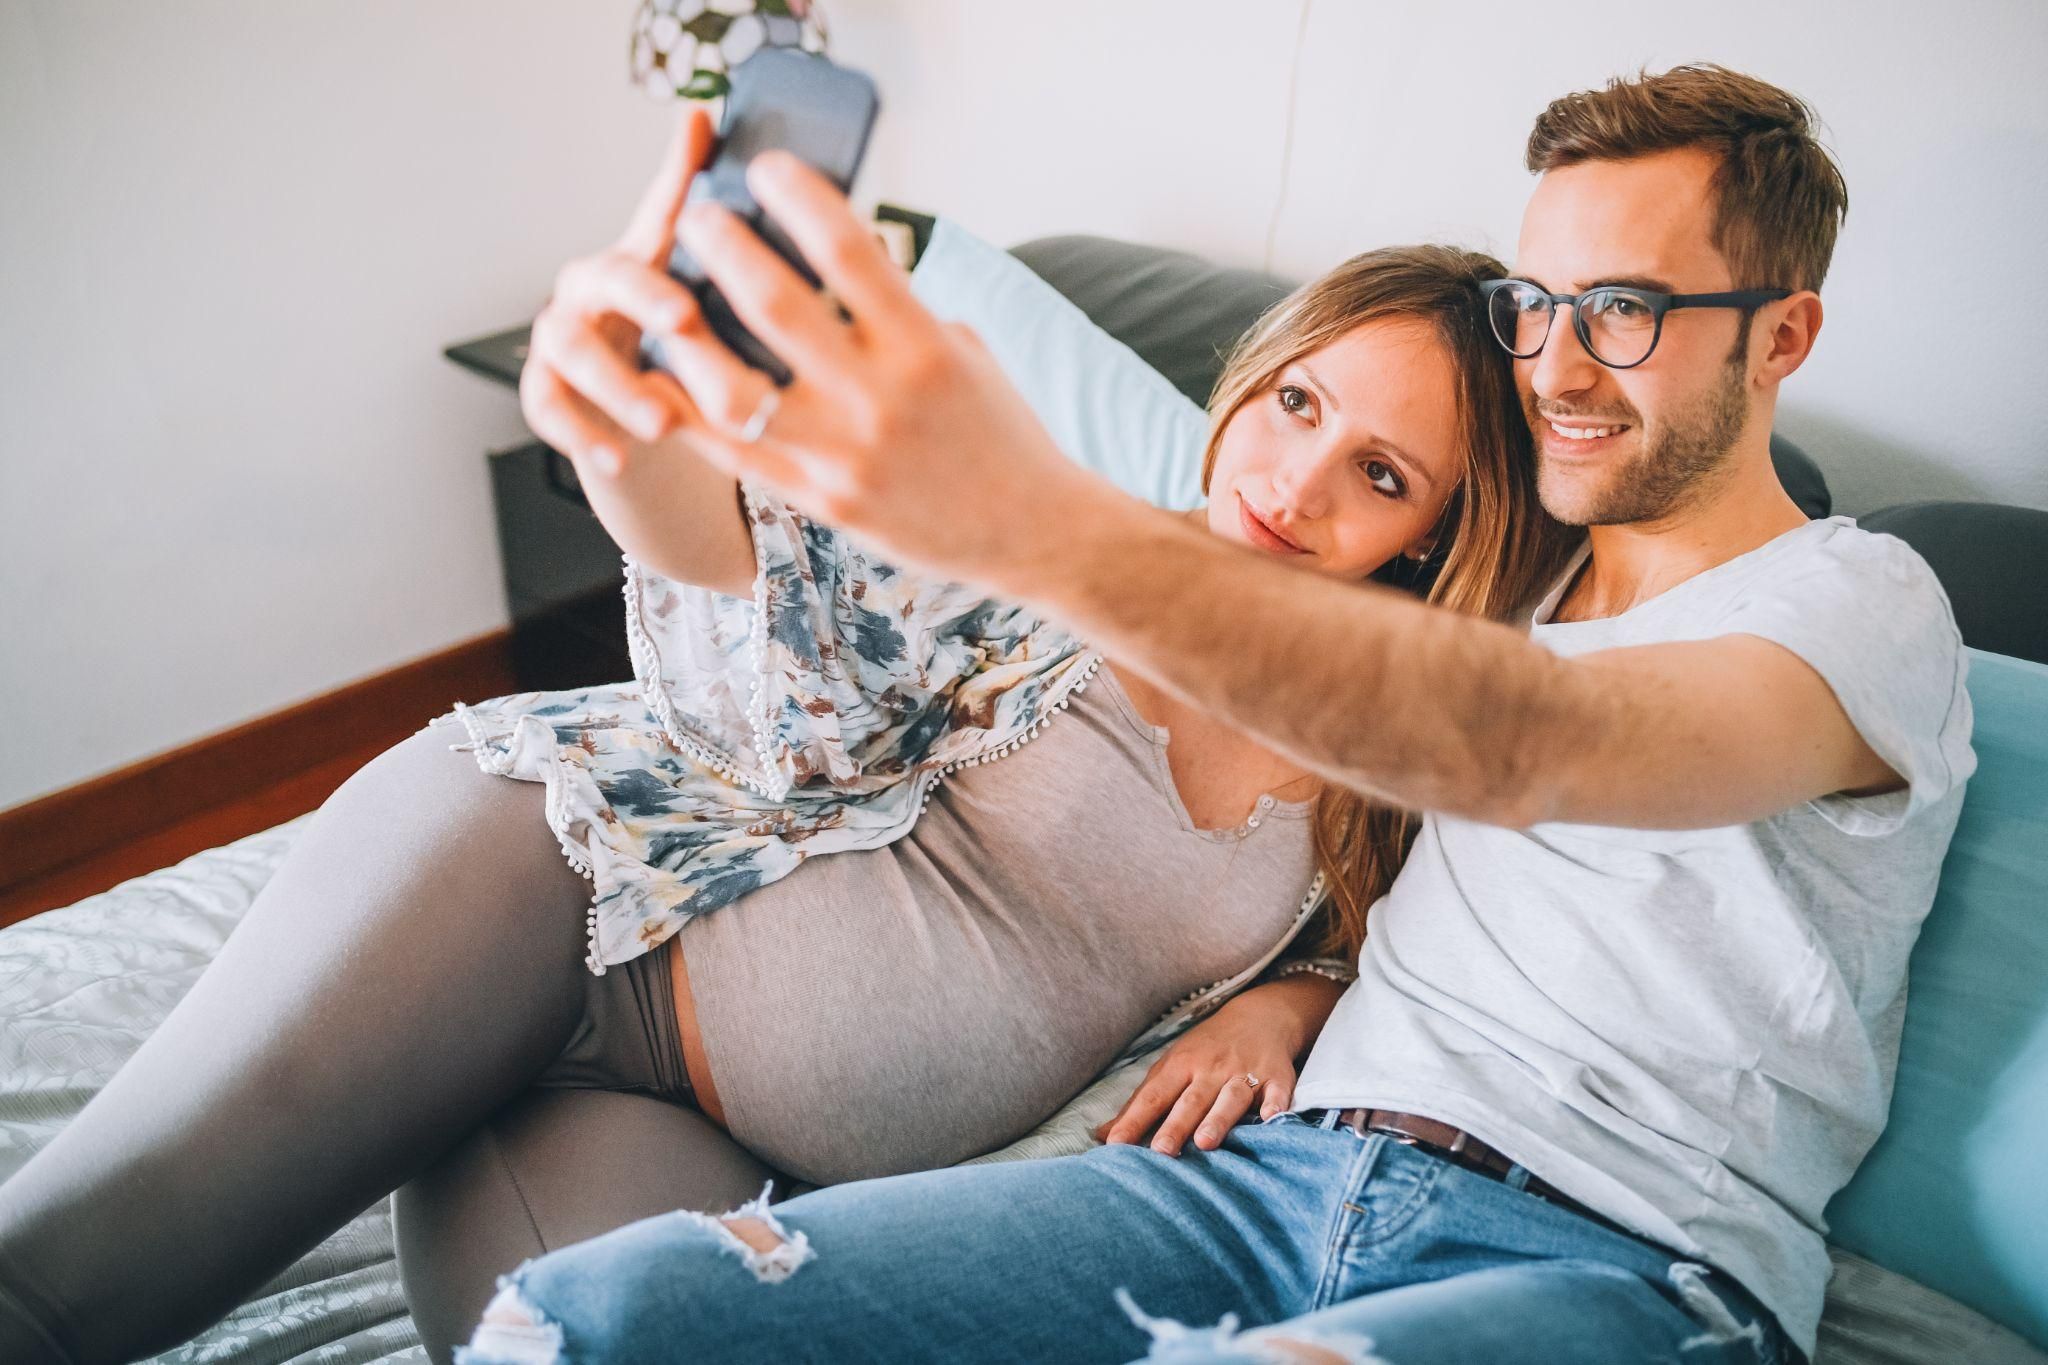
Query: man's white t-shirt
[[1292, 516, 1977, 1359]]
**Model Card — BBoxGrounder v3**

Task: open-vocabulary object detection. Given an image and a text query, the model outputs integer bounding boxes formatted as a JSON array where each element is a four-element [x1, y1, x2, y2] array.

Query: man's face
[[1513, 147, 1760, 527]]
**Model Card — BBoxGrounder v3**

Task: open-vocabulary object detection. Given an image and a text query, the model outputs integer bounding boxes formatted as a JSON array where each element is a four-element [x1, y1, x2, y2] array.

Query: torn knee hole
[[481, 1298, 539, 1329], [458, 1283, 564, 1365], [1254, 1339, 1357, 1365], [721, 1215, 787, 1256], [680, 1180, 817, 1284]]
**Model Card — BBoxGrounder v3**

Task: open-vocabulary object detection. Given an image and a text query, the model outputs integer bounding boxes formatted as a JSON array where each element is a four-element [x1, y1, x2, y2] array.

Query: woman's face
[[1204, 317, 1465, 578]]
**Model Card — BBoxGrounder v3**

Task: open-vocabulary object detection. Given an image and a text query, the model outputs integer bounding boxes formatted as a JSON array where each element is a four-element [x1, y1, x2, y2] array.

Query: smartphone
[[640, 47, 881, 388]]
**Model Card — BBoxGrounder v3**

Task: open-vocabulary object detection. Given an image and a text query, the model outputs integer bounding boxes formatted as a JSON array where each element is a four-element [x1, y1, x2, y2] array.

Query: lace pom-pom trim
[[620, 553, 779, 800]]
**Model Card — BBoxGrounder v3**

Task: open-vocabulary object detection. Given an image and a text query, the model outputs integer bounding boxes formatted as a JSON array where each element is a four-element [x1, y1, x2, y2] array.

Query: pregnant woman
[[0, 109, 1570, 1365]]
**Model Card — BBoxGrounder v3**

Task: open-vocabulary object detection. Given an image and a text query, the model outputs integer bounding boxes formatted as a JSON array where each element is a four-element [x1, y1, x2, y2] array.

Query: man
[[468, 65, 1973, 1364]]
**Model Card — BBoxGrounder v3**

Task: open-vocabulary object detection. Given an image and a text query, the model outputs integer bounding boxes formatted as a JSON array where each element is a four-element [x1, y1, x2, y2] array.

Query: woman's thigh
[[396, 1088, 787, 1364], [0, 726, 611, 1365]]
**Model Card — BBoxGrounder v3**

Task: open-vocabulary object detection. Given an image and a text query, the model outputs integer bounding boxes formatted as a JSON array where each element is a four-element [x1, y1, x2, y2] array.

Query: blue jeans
[[456, 1111, 1792, 1365]]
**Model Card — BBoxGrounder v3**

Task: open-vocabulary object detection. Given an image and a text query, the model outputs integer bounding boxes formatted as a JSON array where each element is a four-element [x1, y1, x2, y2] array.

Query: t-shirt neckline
[[1531, 515, 1853, 630]]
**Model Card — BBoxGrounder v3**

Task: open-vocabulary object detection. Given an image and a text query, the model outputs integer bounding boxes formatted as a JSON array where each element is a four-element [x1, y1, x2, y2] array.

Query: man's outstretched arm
[[636, 149, 1900, 832], [985, 489, 1900, 831]]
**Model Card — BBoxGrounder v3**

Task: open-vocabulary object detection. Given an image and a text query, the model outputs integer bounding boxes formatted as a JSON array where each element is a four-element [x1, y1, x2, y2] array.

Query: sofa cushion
[[909, 219, 1207, 511], [1816, 1248, 2048, 1364], [1823, 647, 2048, 1348], [1858, 501, 2048, 665]]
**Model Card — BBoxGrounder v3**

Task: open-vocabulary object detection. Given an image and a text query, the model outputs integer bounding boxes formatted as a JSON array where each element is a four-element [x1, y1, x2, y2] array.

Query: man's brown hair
[[1525, 64, 1848, 293]]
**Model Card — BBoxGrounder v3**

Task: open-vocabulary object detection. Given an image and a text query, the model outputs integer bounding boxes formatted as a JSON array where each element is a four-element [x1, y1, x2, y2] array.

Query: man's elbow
[[1463, 757, 1566, 830]]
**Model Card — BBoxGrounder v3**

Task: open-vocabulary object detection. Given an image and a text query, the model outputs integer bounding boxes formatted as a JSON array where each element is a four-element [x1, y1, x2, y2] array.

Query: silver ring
[[1243, 1073, 1262, 1091], [737, 387, 781, 443]]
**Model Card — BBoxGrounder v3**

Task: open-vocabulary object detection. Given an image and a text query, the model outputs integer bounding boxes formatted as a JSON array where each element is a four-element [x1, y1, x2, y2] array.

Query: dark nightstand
[[445, 324, 634, 693]]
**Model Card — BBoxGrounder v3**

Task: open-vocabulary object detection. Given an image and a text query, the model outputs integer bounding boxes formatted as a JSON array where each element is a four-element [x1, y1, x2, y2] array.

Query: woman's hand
[[519, 108, 714, 477], [633, 145, 1121, 590], [517, 107, 760, 595], [1094, 974, 1345, 1157]]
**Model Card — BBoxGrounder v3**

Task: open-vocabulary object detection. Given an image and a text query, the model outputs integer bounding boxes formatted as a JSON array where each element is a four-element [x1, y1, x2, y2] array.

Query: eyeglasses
[[1478, 279, 1792, 370]]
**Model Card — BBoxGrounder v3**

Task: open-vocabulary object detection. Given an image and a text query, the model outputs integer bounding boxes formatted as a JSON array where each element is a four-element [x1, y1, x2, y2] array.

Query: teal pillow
[[1824, 647, 2048, 1348], [907, 217, 1208, 511]]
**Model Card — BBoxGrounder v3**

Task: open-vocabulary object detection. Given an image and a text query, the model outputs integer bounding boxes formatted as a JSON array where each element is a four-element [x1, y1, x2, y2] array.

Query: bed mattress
[[2, 817, 2037, 1364]]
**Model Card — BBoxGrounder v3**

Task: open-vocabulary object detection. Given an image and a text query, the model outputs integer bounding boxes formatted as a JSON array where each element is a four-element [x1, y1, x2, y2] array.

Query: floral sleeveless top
[[429, 486, 1336, 1066]]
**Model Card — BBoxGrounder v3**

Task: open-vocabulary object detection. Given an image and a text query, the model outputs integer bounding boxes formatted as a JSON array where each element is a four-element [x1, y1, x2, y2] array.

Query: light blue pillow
[[907, 217, 1209, 511], [1824, 647, 2048, 1349]]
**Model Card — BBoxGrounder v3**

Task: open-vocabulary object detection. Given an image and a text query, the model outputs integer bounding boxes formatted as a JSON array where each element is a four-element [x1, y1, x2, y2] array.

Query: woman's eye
[[1276, 384, 1312, 418], [1361, 459, 1405, 498]]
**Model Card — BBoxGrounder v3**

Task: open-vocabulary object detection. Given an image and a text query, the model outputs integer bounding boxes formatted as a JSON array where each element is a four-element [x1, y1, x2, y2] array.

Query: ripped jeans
[[457, 1110, 1792, 1365]]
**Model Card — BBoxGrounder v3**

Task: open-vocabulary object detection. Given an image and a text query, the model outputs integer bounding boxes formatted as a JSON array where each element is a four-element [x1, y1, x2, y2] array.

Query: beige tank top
[[675, 661, 1320, 1186]]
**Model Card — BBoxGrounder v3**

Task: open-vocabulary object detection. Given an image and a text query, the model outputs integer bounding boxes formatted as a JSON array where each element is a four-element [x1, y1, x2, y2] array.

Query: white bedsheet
[[2, 817, 2037, 1364], [0, 815, 1159, 1363]]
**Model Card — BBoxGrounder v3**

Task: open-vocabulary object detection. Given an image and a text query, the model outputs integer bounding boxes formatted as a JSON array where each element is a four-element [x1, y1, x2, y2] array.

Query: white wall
[[1, 0, 670, 811], [831, 0, 2048, 517], [4, 1, 2044, 811]]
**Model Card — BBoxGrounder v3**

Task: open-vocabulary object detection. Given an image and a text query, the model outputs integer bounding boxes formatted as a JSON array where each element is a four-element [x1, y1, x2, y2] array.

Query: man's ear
[[1756, 291, 1823, 386]]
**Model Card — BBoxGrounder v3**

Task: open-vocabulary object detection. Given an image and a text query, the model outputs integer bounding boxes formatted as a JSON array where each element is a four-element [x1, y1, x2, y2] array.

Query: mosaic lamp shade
[[629, 0, 829, 101]]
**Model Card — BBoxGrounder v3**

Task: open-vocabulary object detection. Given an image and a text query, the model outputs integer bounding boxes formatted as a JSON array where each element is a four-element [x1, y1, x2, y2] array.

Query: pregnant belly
[[669, 880, 1200, 1187]]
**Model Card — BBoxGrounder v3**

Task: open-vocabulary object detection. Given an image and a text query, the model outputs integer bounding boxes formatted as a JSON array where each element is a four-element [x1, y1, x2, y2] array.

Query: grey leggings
[[0, 725, 795, 1365]]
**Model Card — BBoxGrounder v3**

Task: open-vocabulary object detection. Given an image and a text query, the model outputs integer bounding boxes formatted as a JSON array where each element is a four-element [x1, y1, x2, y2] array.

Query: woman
[[0, 110, 1570, 1365]]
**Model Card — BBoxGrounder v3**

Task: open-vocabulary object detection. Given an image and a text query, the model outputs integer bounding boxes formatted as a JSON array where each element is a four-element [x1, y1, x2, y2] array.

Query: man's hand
[[641, 148, 1117, 585], [1094, 975, 1344, 1157]]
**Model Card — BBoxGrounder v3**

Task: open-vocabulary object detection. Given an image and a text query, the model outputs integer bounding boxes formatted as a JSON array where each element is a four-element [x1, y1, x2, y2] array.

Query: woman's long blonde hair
[[1198, 244, 1580, 961]]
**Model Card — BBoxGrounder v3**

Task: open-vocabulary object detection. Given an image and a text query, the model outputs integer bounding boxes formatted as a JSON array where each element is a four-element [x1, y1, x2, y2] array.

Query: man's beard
[[1531, 357, 1749, 527]]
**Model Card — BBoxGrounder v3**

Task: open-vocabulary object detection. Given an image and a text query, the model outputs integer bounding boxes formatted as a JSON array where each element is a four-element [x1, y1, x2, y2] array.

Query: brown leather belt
[[1335, 1109, 1615, 1232]]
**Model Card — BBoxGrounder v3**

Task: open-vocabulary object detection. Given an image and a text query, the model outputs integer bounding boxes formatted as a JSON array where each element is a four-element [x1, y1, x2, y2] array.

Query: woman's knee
[[401, 1088, 783, 1364], [454, 1203, 816, 1365]]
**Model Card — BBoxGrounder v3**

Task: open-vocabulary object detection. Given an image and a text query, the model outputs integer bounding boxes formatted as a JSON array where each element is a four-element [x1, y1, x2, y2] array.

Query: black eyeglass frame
[[1477, 279, 1793, 370]]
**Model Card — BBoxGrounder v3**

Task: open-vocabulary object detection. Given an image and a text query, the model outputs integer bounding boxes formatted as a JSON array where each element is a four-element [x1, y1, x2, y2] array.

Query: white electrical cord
[[1262, 0, 1315, 273]]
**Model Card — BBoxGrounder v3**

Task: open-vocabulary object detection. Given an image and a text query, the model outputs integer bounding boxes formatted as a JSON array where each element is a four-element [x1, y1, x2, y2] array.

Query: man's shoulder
[[1690, 516, 1955, 633]]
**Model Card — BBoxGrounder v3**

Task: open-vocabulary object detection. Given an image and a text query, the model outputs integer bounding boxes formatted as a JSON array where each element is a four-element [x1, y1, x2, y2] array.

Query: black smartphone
[[640, 47, 881, 388]]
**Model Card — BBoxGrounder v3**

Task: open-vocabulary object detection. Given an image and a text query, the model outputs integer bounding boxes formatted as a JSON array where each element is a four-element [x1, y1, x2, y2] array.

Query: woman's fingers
[[1258, 1071, 1296, 1122], [518, 364, 638, 477], [744, 150, 931, 337], [618, 105, 719, 263], [1191, 1079, 1260, 1151], [532, 307, 685, 445], [1149, 1079, 1224, 1158], [557, 252, 702, 342], [676, 200, 858, 381], [1096, 1067, 1186, 1147]]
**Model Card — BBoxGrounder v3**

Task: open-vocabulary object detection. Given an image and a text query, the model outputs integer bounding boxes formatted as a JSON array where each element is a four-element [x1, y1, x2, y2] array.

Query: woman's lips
[[1237, 494, 1308, 554]]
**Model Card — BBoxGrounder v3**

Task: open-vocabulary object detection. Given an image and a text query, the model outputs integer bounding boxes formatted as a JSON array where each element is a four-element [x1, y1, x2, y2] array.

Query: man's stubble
[[1532, 350, 1751, 528]]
